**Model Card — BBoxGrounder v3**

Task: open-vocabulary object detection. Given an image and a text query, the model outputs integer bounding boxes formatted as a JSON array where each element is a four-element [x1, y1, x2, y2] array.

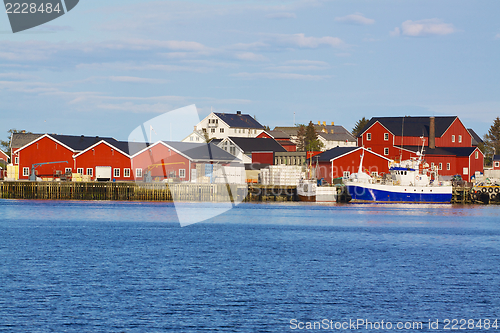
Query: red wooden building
[[131, 141, 239, 182], [0, 150, 9, 163], [73, 141, 132, 181], [310, 147, 392, 184], [357, 116, 484, 181], [257, 130, 297, 152], [493, 155, 500, 170]]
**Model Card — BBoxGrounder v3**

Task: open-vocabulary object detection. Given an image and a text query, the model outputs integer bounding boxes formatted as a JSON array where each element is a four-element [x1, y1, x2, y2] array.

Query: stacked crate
[[260, 165, 304, 185]]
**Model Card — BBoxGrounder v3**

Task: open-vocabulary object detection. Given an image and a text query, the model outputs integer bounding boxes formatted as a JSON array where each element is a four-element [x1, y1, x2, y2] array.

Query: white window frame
[[77, 168, 83, 175], [475, 151, 479, 159], [220, 128, 224, 133], [179, 169, 186, 178], [15, 156, 19, 164], [384, 148, 389, 156], [384, 133, 389, 141], [371, 171, 378, 177], [451, 135, 455, 143], [431, 162, 435, 169], [65, 168, 72, 174], [211, 128, 216, 133], [86, 168, 93, 176], [23, 167, 29, 176], [458, 135, 462, 143], [463, 167, 469, 175], [124, 168, 130, 178], [114, 168, 120, 178], [136, 168, 143, 178], [343, 171, 350, 178], [438, 163, 442, 170], [367, 133, 372, 141], [495, 161, 499, 168], [447, 163, 451, 170]]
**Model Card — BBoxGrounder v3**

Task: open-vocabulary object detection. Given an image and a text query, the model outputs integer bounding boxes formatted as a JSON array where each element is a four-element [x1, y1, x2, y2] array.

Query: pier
[[0, 181, 499, 204]]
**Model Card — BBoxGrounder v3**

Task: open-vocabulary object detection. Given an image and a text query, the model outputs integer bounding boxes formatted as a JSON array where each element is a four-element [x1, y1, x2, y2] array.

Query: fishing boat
[[297, 178, 316, 202], [345, 145, 452, 203]]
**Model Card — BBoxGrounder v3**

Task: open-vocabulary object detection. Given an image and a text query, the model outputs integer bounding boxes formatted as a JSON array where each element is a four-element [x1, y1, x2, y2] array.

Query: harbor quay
[[1, 181, 498, 204]]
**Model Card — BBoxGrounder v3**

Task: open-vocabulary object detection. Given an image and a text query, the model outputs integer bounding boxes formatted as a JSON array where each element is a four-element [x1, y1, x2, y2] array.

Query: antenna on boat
[[400, 117, 404, 162], [358, 148, 365, 174]]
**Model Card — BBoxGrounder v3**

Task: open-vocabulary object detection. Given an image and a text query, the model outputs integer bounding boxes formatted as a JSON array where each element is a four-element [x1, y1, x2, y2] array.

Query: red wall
[[436, 118, 472, 147], [16, 136, 74, 180], [315, 149, 391, 184], [132, 143, 192, 181], [74, 142, 131, 181], [252, 152, 274, 165]]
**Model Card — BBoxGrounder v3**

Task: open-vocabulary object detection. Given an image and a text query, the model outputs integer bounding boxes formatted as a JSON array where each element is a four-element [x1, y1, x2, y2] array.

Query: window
[[14, 156, 18, 164], [463, 167, 469, 175], [447, 163, 451, 170], [438, 163, 442, 170], [343, 171, 350, 178], [136, 168, 142, 178], [230, 146, 236, 155], [86, 168, 93, 176], [458, 135, 462, 143], [211, 128, 216, 133], [114, 168, 120, 177], [452, 135, 455, 142], [196, 137, 199, 141], [77, 168, 83, 175], [384, 148, 389, 155], [367, 147, 372, 151], [124, 168, 130, 177], [65, 168, 72, 174], [220, 128, 224, 133], [23, 167, 29, 176], [384, 133, 389, 141], [179, 169, 186, 178], [495, 162, 500, 168], [367, 133, 372, 141], [431, 162, 435, 169], [190, 136, 193, 141], [475, 151, 479, 159], [371, 172, 378, 177]]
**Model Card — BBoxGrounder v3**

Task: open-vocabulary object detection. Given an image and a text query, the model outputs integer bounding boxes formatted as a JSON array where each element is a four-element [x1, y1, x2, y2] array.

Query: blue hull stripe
[[347, 185, 452, 203]]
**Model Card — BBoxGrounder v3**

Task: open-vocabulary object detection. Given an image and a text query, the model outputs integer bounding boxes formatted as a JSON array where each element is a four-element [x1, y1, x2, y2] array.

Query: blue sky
[[1, 0, 499, 142]]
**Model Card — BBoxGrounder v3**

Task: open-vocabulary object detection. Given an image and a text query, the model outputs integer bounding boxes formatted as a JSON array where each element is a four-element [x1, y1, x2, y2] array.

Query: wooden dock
[[0, 181, 498, 204]]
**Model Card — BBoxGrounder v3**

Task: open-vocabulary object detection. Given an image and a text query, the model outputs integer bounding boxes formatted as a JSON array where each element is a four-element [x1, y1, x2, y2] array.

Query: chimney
[[236, 111, 241, 115], [317, 121, 320, 125], [331, 122, 334, 126], [429, 116, 435, 149], [323, 121, 326, 126]]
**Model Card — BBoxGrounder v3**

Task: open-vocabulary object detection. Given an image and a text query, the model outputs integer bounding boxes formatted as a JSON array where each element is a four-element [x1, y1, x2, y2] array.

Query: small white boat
[[297, 179, 316, 202]]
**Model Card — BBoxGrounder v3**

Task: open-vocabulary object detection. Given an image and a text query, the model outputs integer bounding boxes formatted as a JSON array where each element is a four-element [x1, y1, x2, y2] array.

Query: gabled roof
[[274, 125, 352, 137], [73, 140, 131, 158], [467, 128, 483, 146], [493, 155, 500, 161], [214, 112, 264, 129], [10, 133, 44, 149], [312, 146, 392, 163], [226, 137, 287, 153], [358, 116, 458, 138], [0, 150, 9, 160], [267, 130, 290, 139], [317, 132, 356, 142], [163, 141, 239, 162], [399, 146, 480, 157]]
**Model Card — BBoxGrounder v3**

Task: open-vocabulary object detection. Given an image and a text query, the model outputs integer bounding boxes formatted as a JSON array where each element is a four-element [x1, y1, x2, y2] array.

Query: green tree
[[296, 124, 306, 151], [352, 117, 370, 137], [304, 121, 324, 152], [483, 116, 500, 165]]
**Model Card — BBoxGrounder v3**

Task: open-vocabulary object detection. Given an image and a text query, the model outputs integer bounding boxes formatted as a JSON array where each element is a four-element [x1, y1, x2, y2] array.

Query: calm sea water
[[1, 199, 499, 332]]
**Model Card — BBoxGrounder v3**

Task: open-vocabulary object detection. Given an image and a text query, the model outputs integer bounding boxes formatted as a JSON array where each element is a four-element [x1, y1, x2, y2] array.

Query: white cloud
[[269, 33, 344, 48], [334, 13, 375, 25], [234, 52, 269, 62], [232, 72, 330, 80], [107, 76, 168, 84], [265, 12, 296, 19], [392, 19, 456, 37]]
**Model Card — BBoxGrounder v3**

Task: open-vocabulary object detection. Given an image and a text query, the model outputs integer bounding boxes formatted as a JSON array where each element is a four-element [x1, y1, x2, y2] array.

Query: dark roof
[[317, 132, 356, 142], [227, 137, 287, 153], [493, 155, 500, 161], [163, 141, 239, 162], [51, 134, 120, 151], [214, 112, 264, 129], [209, 138, 222, 145], [358, 116, 458, 138], [467, 128, 483, 146], [10, 133, 44, 149], [274, 125, 352, 137], [400, 146, 478, 157], [311, 147, 360, 162]]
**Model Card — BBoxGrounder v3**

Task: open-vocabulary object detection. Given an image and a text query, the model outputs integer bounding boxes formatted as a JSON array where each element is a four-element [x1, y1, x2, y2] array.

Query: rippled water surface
[[1, 200, 499, 332]]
